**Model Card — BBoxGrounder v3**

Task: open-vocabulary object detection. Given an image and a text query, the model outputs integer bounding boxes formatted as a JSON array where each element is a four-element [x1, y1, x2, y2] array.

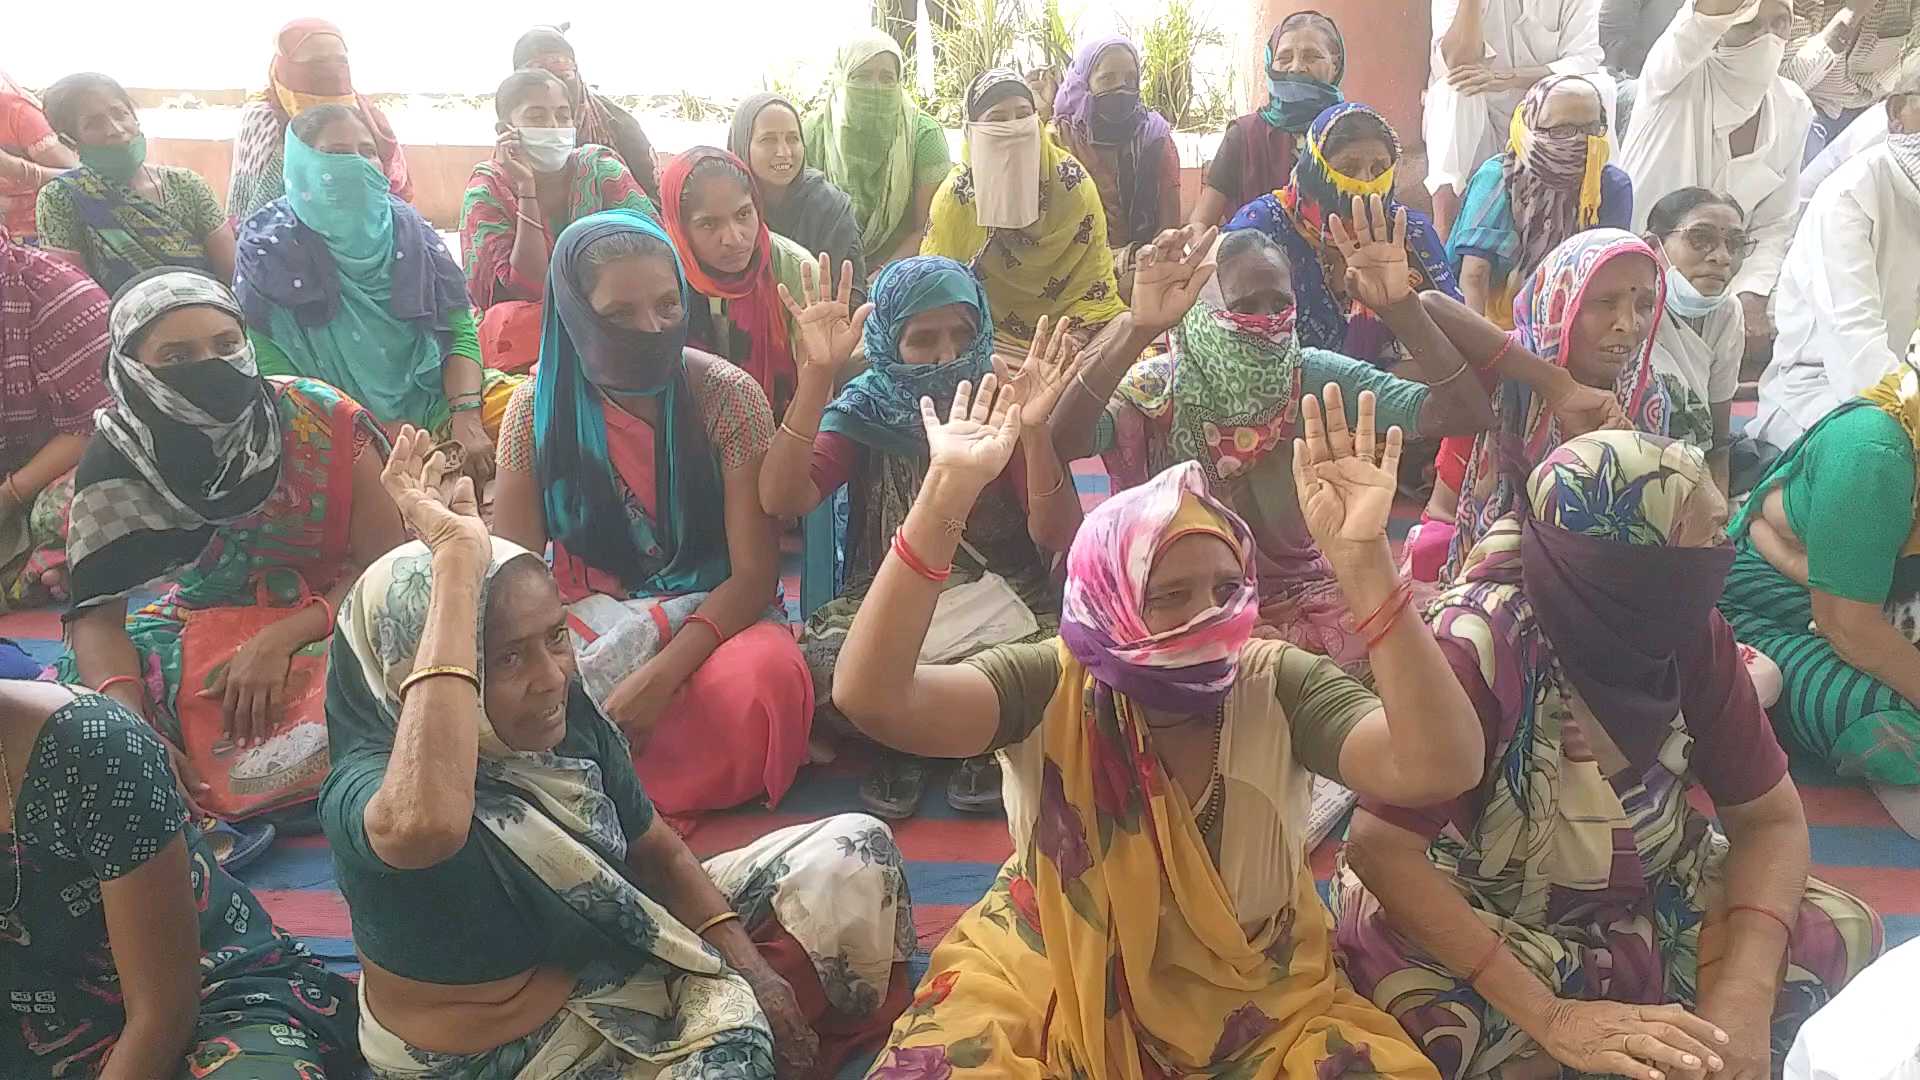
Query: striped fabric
[[0, 242, 111, 473]]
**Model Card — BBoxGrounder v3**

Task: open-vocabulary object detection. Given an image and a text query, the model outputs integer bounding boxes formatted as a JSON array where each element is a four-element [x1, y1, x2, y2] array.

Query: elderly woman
[[838, 370, 1485, 1078], [731, 92, 867, 298], [806, 31, 951, 269], [1052, 37, 1182, 297], [0, 238, 109, 612], [763, 254, 1084, 820], [1194, 11, 1347, 229], [228, 18, 411, 224], [36, 72, 235, 294], [658, 147, 811, 417], [1, 681, 359, 1078], [1450, 74, 1633, 326], [1335, 430, 1882, 1080], [924, 70, 1126, 353], [324, 429, 913, 1077], [511, 25, 661, 201], [1645, 186, 1749, 491], [459, 68, 655, 374], [491, 210, 812, 820], [59, 269, 403, 831], [1229, 103, 1459, 367], [237, 105, 510, 493], [1720, 365, 1920, 821]]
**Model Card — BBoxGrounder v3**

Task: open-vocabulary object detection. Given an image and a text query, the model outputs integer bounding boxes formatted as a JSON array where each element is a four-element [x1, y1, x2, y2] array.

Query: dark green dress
[[0, 693, 358, 1079]]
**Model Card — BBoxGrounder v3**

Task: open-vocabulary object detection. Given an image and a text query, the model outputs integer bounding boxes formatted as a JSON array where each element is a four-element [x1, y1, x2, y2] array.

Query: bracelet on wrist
[[891, 529, 953, 583], [449, 399, 485, 413]]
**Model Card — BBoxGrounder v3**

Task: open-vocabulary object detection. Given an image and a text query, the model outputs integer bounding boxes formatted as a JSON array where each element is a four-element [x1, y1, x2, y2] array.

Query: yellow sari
[[867, 640, 1436, 1079], [921, 138, 1126, 350]]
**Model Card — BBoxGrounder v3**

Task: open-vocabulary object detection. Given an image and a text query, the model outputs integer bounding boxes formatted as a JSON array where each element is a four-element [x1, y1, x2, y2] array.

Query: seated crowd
[[4, 0, 1920, 1073]]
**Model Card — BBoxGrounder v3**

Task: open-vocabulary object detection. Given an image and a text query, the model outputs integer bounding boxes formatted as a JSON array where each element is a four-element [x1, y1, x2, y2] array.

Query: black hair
[[42, 72, 133, 140], [1217, 228, 1285, 273], [678, 153, 754, 220], [495, 68, 568, 123], [289, 103, 369, 146], [1645, 187, 1745, 235], [578, 229, 676, 293], [511, 26, 573, 69]]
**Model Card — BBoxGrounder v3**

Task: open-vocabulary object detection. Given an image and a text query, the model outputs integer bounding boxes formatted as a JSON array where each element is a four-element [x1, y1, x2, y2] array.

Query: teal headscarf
[[533, 209, 730, 598], [261, 125, 447, 427], [820, 255, 993, 458]]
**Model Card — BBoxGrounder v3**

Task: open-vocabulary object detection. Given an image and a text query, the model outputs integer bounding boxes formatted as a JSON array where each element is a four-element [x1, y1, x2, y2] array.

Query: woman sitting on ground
[[765, 254, 1084, 820], [1645, 186, 1748, 493], [731, 92, 867, 298], [1192, 11, 1346, 230], [923, 70, 1126, 354], [228, 17, 411, 224], [805, 31, 951, 270], [492, 210, 812, 820], [1228, 103, 1458, 367], [511, 25, 661, 201], [459, 67, 656, 375], [59, 269, 403, 827], [1051, 37, 1182, 299], [36, 72, 236, 294], [236, 105, 509, 494], [0, 237, 109, 612], [841, 375, 1484, 1079], [1336, 430, 1882, 1080], [324, 430, 913, 1077], [1449, 74, 1631, 327], [1720, 364, 1920, 823], [0, 681, 359, 1078], [658, 147, 811, 417]]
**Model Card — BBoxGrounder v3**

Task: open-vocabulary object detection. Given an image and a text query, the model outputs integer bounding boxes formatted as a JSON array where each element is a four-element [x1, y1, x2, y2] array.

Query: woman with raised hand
[[839, 373, 1483, 1078], [323, 428, 913, 1078], [490, 209, 812, 820], [763, 252, 1082, 820]]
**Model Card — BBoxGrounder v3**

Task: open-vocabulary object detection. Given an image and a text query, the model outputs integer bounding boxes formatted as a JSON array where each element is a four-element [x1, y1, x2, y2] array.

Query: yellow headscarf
[[1861, 363, 1920, 555]]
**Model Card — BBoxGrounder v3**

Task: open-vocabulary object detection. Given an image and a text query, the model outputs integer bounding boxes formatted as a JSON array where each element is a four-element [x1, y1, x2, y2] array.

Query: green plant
[[1133, 0, 1226, 131], [925, 0, 1024, 125], [1023, 0, 1077, 75]]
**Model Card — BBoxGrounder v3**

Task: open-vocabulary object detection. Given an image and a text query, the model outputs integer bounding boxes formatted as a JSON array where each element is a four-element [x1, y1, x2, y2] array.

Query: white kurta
[[1750, 146, 1920, 450], [1618, 0, 1814, 298], [1425, 0, 1608, 193], [1648, 295, 1745, 451], [1799, 100, 1889, 217], [1786, 937, 1920, 1080]]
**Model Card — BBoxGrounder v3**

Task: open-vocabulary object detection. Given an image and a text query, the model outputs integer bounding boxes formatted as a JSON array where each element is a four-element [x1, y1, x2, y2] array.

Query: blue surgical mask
[[1665, 263, 1731, 319]]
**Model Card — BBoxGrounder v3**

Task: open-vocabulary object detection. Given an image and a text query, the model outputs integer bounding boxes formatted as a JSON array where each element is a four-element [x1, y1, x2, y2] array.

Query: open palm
[[1130, 224, 1219, 335], [922, 374, 1022, 490], [776, 252, 871, 380], [1291, 383, 1403, 549], [381, 425, 490, 558], [1011, 315, 1078, 430], [1330, 194, 1412, 312]]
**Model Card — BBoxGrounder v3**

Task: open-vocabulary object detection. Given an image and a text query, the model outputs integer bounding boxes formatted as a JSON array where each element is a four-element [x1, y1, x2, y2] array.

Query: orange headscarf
[[263, 18, 411, 202]]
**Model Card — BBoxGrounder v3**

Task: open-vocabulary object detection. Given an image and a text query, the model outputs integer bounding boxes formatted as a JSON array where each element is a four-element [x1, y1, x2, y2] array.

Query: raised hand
[[921, 373, 1022, 492], [1011, 315, 1078, 431], [381, 425, 490, 561], [1330, 195, 1413, 312], [1130, 224, 1219, 335], [1291, 383, 1403, 553], [776, 252, 872, 385]]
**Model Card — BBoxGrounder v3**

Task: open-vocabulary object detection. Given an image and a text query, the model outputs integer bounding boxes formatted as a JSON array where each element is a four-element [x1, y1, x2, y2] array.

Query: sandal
[[860, 754, 929, 821], [200, 817, 276, 874], [946, 754, 1004, 814]]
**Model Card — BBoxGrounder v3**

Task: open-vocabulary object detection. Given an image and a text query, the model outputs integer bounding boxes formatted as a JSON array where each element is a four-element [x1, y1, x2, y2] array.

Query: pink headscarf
[[1060, 462, 1259, 713]]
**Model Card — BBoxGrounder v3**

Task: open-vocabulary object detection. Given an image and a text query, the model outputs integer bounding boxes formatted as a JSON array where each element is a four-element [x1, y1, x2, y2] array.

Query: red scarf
[[264, 18, 411, 202], [659, 147, 793, 407]]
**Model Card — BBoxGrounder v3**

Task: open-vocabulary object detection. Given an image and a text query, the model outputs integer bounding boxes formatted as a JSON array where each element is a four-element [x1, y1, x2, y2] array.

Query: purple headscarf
[[1052, 36, 1173, 148]]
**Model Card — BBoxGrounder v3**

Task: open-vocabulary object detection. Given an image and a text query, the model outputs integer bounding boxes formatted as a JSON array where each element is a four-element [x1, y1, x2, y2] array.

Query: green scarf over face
[[804, 30, 918, 261]]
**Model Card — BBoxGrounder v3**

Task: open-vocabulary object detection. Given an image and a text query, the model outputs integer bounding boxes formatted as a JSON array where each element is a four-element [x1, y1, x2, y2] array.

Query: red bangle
[[1365, 589, 1415, 650], [1478, 335, 1515, 371], [1464, 934, 1505, 986], [307, 593, 336, 633], [95, 674, 143, 700], [891, 530, 952, 583], [1728, 904, 1795, 939], [1352, 581, 1412, 638], [684, 613, 726, 643]]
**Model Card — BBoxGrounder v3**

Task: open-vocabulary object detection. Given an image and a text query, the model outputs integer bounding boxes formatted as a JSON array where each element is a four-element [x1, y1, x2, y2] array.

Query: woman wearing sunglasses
[[1644, 186, 1753, 495]]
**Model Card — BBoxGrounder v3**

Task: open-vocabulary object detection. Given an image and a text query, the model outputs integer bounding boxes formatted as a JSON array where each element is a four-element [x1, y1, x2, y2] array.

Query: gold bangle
[[777, 421, 818, 443], [1430, 359, 1473, 388], [696, 909, 742, 935], [1073, 370, 1105, 401], [399, 664, 481, 698], [1032, 472, 1067, 499]]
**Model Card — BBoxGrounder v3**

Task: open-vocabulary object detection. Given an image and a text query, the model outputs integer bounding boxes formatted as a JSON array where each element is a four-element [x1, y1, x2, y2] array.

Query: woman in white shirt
[[1645, 186, 1748, 493]]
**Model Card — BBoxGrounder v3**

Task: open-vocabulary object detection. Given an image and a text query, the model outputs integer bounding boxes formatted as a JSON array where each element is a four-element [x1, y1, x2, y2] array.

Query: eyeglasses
[[1536, 122, 1607, 138], [1666, 225, 1757, 259]]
